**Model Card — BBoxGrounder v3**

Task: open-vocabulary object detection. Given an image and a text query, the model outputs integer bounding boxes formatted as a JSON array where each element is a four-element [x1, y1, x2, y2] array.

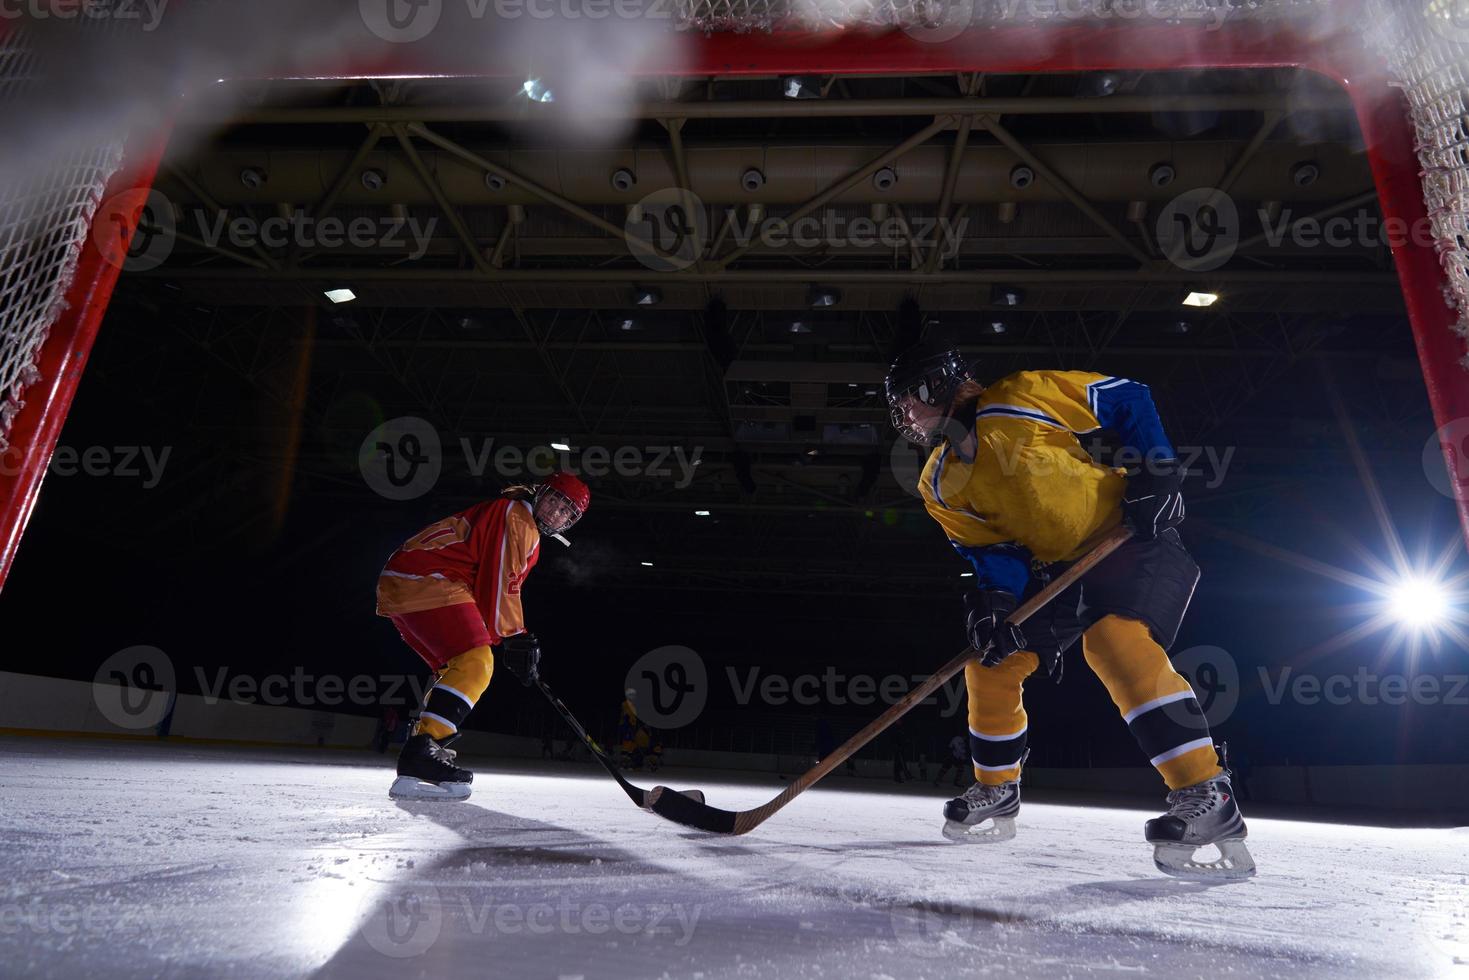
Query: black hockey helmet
[[884, 345, 972, 446]]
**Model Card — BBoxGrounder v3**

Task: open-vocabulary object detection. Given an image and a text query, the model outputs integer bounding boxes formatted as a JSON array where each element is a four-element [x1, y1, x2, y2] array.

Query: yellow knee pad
[[1082, 614, 1220, 790], [417, 646, 495, 740], [439, 645, 495, 702], [1081, 615, 1191, 714], [965, 651, 1039, 785]]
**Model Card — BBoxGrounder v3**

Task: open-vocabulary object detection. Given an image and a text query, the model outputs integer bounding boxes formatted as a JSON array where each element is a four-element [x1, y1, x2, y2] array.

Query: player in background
[[375, 472, 591, 801], [933, 732, 969, 788], [884, 345, 1254, 879]]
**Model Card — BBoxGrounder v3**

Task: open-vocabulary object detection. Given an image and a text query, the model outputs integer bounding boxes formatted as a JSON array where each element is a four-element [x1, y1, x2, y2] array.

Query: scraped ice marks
[[835, 878, 1032, 958], [1416, 873, 1469, 970]]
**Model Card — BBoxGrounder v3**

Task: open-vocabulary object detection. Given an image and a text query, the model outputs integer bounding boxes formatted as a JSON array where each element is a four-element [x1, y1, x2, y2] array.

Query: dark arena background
[[1, 2, 1467, 977]]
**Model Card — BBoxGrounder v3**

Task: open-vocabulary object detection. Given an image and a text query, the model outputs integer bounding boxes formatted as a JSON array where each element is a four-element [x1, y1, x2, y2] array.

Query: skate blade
[[942, 816, 1016, 843], [1152, 837, 1256, 880], [389, 775, 473, 802]]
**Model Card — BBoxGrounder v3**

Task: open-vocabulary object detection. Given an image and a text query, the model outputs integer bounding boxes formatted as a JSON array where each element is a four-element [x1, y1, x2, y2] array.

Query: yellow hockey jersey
[[918, 370, 1175, 594]]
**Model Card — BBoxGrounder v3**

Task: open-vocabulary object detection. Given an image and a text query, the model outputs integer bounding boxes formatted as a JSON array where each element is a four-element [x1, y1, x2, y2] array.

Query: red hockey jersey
[[375, 497, 541, 643]]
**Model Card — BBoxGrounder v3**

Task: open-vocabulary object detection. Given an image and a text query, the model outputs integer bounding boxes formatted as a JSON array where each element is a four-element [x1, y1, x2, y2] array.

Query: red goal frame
[[1, 15, 1463, 589]]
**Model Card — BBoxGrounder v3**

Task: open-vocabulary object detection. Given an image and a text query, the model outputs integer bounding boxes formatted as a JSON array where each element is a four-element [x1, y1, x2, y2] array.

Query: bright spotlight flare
[[1386, 575, 1451, 629]]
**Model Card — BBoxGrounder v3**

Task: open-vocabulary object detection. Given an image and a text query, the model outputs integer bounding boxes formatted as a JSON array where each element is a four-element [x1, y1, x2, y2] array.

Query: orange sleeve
[[483, 500, 541, 642]]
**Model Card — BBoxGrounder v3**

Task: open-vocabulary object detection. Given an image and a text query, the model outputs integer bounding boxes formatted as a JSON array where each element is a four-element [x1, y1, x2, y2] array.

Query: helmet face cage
[[534, 485, 585, 536], [884, 349, 970, 447]]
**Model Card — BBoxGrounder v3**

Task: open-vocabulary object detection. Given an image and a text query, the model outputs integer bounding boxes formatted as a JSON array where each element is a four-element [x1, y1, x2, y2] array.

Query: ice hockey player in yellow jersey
[[884, 345, 1255, 879]]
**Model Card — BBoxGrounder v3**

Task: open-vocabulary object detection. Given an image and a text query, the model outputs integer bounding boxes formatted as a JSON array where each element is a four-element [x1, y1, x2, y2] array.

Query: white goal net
[[1371, 0, 1469, 361], [0, 1, 1466, 459], [0, 26, 126, 453]]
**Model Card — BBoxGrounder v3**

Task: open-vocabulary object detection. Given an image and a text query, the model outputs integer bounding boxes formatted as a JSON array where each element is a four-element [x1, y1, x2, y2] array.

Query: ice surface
[[1, 738, 1466, 978]]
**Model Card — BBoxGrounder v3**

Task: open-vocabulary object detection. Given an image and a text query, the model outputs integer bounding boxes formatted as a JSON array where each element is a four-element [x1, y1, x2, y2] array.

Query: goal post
[[0, 1, 1464, 589], [0, 133, 169, 588]]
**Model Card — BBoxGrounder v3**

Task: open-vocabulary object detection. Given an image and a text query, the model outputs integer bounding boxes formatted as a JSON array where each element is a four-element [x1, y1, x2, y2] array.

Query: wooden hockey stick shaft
[[648, 526, 1134, 835]]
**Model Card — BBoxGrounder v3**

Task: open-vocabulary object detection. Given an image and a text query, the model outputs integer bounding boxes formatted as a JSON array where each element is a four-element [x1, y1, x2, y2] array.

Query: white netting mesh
[[0, 27, 125, 454], [1370, 0, 1469, 362], [674, 0, 1329, 33], [0, 2, 1466, 460]]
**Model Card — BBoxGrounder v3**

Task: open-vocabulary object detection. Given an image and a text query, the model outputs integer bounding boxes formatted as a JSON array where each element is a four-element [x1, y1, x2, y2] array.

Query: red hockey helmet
[[533, 471, 590, 536]]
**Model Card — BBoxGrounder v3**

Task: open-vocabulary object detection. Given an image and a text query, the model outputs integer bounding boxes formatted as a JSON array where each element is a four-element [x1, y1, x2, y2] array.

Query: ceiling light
[[631, 285, 662, 306], [987, 320, 1008, 335], [619, 317, 641, 332], [807, 285, 842, 308], [694, 510, 711, 517], [960, 572, 974, 578], [551, 442, 572, 452], [991, 285, 1024, 307], [640, 561, 654, 567], [789, 320, 811, 334], [1183, 291, 1219, 308], [1078, 72, 1121, 98], [324, 288, 356, 304], [521, 78, 554, 103], [781, 75, 822, 100]]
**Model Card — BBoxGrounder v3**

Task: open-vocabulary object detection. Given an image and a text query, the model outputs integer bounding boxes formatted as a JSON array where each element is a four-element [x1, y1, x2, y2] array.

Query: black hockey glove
[[964, 590, 1027, 668], [1122, 460, 1185, 541], [498, 632, 541, 686]]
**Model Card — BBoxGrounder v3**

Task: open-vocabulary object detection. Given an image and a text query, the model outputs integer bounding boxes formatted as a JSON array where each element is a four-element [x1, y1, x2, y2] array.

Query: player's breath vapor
[[2, 0, 1375, 197], [545, 536, 622, 585], [1, 2, 688, 200]]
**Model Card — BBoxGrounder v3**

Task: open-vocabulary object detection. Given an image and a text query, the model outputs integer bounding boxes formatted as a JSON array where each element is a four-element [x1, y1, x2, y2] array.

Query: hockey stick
[[532, 675, 704, 811], [646, 526, 1134, 835]]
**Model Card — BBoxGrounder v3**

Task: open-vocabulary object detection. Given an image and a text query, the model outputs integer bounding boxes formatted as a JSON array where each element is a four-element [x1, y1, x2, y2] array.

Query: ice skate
[[1145, 772, 1255, 880], [389, 733, 474, 802], [941, 779, 1020, 842]]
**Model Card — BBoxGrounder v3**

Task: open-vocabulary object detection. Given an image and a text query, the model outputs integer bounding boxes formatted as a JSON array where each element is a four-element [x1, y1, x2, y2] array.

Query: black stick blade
[[648, 786, 737, 834]]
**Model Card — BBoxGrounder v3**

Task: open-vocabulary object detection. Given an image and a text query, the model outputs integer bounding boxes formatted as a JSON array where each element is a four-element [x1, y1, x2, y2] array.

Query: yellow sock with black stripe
[[965, 652, 1039, 786], [416, 645, 495, 741], [1081, 615, 1221, 791]]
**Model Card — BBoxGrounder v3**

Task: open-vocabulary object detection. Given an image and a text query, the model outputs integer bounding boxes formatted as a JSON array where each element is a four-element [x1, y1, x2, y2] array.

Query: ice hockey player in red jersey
[[375, 471, 591, 801], [884, 345, 1254, 879]]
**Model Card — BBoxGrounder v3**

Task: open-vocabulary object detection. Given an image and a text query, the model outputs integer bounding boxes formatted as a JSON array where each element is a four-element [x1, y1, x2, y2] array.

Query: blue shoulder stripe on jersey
[[929, 447, 988, 523], [930, 445, 950, 509], [1085, 376, 1176, 460], [975, 404, 1070, 431], [952, 542, 1032, 596]]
